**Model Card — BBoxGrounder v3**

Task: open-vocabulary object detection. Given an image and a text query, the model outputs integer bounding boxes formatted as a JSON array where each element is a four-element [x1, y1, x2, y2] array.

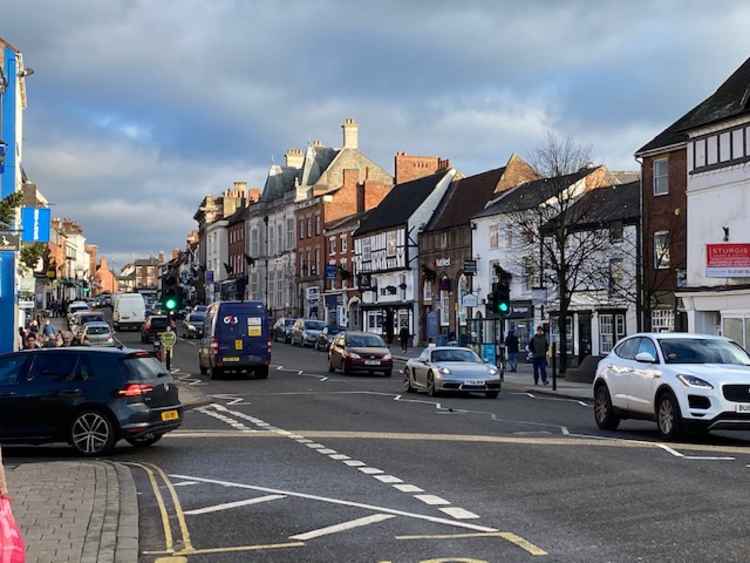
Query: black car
[[141, 315, 169, 343], [272, 318, 296, 343], [182, 312, 206, 339], [0, 348, 182, 456], [315, 325, 344, 351]]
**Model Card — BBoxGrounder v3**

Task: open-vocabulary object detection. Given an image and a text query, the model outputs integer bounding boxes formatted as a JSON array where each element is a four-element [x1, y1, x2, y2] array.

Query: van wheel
[[70, 410, 116, 457], [256, 366, 269, 379]]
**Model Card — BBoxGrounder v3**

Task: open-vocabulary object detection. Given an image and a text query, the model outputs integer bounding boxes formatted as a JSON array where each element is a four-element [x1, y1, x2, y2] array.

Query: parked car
[[316, 325, 344, 351], [328, 332, 393, 376], [593, 333, 750, 439], [197, 301, 270, 379], [291, 319, 326, 347], [182, 312, 206, 339], [141, 315, 170, 344], [404, 346, 501, 398], [272, 318, 296, 343], [0, 348, 182, 456], [113, 293, 146, 332], [80, 322, 117, 347]]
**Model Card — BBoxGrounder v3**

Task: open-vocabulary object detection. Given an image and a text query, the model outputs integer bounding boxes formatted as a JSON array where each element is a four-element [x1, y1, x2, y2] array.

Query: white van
[[113, 293, 146, 331]]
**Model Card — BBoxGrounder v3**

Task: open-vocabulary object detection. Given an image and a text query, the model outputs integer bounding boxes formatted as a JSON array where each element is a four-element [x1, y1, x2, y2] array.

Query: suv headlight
[[677, 374, 713, 389]]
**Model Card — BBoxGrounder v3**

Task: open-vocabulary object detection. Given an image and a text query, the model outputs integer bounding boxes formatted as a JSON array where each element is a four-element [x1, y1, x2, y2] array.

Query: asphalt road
[[8, 319, 750, 562]]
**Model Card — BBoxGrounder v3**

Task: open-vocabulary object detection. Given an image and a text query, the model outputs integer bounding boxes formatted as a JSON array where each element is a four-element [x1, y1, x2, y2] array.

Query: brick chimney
[[358, 180, 391, 213], [284, 148, 304, 169], [394, 152, 449, 185], [158, 251, 165, 264], [341, 118, 359, 150], [247, 187, 262, 203], [495, 154, 539, 193]]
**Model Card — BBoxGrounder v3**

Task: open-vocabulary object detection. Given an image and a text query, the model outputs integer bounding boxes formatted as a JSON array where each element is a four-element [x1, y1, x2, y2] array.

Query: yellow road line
[[396, 530, 547, 557], [173, 541, 305, 556], [498, 532, 548, 556], [125, 462, 173, 553], [148, 463, 195, 554]]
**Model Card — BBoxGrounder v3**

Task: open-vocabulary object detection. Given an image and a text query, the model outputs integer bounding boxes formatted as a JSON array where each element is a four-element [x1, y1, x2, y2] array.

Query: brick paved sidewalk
[[5, 461, 138, 563]]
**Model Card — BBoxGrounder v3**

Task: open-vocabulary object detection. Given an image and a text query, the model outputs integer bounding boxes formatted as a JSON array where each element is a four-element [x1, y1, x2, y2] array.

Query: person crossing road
[[159, 325, 177, 372]]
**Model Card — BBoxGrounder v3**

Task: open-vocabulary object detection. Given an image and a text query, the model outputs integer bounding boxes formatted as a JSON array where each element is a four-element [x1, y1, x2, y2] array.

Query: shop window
[[599, 313, 625, 354], [651, 309, 674, 333], [723, 317, 745, 348]]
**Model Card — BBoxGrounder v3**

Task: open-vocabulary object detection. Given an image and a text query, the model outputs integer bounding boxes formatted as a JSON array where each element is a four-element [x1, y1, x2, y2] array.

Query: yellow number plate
[[235, 339, 243, 351], [161, 410, 179, 421], [248, 326, 261, 337], [223, 356, 240, 362]]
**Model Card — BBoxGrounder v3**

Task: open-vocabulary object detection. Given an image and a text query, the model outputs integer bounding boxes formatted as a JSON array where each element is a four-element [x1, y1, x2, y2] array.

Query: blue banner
[[325, 264, 337, 280], [21, 207, 51, 243]]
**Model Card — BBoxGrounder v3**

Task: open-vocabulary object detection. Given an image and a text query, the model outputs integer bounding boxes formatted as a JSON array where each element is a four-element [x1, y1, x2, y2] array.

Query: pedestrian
[[54, 332, 65, 347], [505, 328, 519, 372], [24, 334, 39, 350], [399, 324, 410, 353], [160, 326, 177, 372], [528, 326, 549, 385], [42, 319, 57, 339]]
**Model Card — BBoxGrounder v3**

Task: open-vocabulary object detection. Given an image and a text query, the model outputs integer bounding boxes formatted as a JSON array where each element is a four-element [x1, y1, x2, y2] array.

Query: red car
[[140, 315, 169, 344], [328, 332, 393, 377]]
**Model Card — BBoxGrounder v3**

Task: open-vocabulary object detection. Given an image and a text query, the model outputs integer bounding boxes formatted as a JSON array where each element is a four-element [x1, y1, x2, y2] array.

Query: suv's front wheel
[[70, 410, 117, 456], [656, 390, 682, 440], [594, 383, 620, 431]]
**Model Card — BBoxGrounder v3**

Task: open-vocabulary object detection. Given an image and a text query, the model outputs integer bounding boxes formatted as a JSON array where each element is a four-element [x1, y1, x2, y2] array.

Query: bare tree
[[507, 133, 615, 372]]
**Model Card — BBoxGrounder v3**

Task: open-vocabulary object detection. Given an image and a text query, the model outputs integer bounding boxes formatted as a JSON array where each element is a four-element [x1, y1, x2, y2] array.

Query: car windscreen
[[431, 349, 481, 363], [124, 356, 168, 379], [347, 334, 385, 348], [188, 314, 205, 323], [150, 318, 169, 329], [70, 305, 88, 313], [86, 326, 110, 335], [81, 315, 104, 324], [305, 321, 325, 330], [658, 338, 750, 365]]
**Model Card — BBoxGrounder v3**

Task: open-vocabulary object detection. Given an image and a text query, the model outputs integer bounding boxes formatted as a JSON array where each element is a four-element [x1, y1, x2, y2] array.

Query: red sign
[[706, 243, 750, 277]]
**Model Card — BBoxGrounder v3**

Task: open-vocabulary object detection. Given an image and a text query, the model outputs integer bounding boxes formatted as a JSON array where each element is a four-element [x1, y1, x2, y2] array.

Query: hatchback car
[[0, 348, 182, 456], [291, 319, 326, 347], [593, 333, 750, 439], [141, 315, 170, 343], [316, 325, 343, 351], [80, 322, 117, 347], [273, 318, 296, 343], [404, 346, 501, 398], [328, 332, 393, 376]]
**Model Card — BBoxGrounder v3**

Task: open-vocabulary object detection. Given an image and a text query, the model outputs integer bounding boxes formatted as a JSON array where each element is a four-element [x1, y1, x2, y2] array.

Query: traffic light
[[164, 297, 178, 311], [490, 267, 512, 317]]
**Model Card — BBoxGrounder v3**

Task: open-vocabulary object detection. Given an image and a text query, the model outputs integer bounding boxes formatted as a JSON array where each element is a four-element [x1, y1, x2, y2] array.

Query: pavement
[[5, 460, 138, 563]]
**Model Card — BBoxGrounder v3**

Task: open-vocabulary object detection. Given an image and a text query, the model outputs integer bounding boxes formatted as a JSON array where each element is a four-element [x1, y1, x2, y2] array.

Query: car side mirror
[[635, 352, 657, 364]]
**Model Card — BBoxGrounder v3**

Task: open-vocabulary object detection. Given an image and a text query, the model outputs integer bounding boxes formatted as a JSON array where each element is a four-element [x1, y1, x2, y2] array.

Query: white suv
[[593, 333, 750, 439]]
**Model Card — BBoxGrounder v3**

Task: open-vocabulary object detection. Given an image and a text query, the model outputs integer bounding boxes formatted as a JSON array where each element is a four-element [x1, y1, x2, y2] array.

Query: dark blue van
[[197, 301, 271, 379]]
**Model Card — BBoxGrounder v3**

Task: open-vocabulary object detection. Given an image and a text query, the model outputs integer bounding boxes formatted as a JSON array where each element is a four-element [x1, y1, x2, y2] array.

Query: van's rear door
[[217, 303, 269, 362]]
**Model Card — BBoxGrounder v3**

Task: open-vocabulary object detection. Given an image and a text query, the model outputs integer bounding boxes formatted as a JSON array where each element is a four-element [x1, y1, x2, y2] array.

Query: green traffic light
[[165, 298, 177, 310], [498, 302, 509, 313]]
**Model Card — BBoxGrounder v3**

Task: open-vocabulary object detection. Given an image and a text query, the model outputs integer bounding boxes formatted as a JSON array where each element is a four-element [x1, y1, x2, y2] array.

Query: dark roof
[[325, 210, 369, 232], [300, 145, 340, 188], [564, 181, 641, 227], [261, 165, 300, 202], [425, 166, 506, 232], [472, 168, 595, 219], [355, 171, 450, 236], [637, 56, 750, 154], [226, 205, 250, 225]]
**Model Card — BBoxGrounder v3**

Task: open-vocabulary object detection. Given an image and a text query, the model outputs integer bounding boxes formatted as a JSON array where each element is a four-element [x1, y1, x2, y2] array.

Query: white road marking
[[211, 394, 247, 406], [414, 494, 450, 506], [276, 365, 284, 370], [197, 407, 255, 432], [320, 377, 329, 382], [169, 474, 498, 533], [394, 484, 423, 493], [374, 475, 403, 484], [296, 439, 313, 444], [344, 460, 366, 467], [305, 443, 325, 449], [289, 513, 396, 541], [439, 507, 480, 520], [172, 481, 199, 487], [298, 370, 304, 375], [684, 455, 735, 461], [317, 448, 337, 454], [329, 454, 350, 460], [358, 467, 384, 475], [184, 495, 286, 515]]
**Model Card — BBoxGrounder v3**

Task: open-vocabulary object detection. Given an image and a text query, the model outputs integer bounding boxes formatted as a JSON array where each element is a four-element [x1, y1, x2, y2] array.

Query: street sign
[[461, 294, 478, 308], [0, 232, 20, 251], [325, 264, 337, 280], [463, 259, 477, 274], [20, 207, 51, 243], [357, 273, 371, 290]]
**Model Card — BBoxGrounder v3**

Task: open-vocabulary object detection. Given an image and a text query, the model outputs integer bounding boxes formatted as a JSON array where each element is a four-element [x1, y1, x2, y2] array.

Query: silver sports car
[[403, 346, 501, 398]]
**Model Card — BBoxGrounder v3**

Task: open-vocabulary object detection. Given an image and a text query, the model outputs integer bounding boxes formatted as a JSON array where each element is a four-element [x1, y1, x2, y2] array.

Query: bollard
[[551, 341, 557, 391]]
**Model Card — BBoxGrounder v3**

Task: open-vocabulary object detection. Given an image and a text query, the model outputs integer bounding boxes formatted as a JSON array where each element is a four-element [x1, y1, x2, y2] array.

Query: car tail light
[[118, 383, 154, 397], [210, 337, 219, 354]]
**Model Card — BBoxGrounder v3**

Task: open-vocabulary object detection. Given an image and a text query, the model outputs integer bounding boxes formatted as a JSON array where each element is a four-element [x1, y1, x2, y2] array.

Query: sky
[[4, 0, 750, 270]]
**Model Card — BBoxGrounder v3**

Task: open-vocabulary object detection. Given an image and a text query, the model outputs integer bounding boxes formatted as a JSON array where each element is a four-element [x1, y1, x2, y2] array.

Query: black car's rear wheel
[[70, 410, 116, 456], [126, 433, 162, 448]]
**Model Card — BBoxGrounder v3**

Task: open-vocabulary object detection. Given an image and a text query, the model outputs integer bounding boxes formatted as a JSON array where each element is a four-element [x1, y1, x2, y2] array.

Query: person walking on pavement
[[528, 326, 549, 385], [505, 328, 519, 372], [399, 324, 410, 353], [42, 319, 57, 339]]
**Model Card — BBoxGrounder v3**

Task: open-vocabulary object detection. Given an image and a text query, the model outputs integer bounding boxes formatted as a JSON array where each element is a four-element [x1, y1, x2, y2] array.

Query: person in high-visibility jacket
[[159, 326, 177, 371]]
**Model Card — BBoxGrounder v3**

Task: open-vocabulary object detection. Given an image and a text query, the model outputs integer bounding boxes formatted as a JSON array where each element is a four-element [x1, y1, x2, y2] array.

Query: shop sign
[[463, 259, 477, 274], [435, 257, 451, 268], [706, 243, 750, 277], [357, 273, 372, 289], [461, 294, 478, 307], [325, 264, 337, 280]]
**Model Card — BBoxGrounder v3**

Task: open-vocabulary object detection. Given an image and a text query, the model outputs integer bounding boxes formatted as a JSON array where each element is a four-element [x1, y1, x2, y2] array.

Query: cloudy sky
[[5, 1, 750, 269]]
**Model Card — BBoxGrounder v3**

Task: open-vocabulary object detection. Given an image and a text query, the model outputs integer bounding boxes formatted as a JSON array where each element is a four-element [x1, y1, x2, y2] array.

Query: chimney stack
[[341, 118, 359, 150], [284, 148, 304, 169]]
